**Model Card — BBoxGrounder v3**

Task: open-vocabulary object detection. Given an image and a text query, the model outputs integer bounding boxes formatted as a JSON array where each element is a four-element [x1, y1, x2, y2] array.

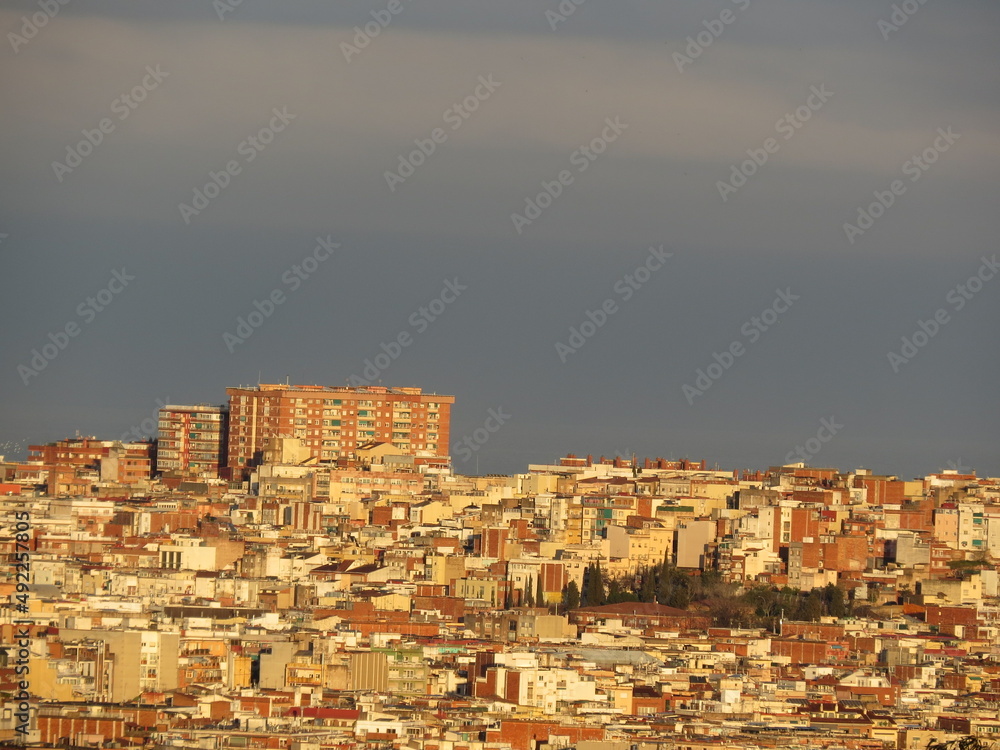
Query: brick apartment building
[[225, 384, 454, 479], [26, 437, 154, 495], [155, 404, 228, 478]]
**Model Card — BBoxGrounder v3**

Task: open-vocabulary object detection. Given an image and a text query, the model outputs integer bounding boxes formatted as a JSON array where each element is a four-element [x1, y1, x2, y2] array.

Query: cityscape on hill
[[0, 383, 998, 748], [3, 2, 997, 749]]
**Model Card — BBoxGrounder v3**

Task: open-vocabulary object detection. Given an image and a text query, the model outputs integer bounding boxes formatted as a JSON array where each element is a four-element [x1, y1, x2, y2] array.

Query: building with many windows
[[225, 383, 453, 479], [155, 404, 228, 478], [25, 437, 154, 494]]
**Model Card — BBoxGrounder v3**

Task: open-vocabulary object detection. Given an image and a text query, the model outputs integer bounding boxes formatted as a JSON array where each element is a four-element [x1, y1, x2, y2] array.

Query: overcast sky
[[1, 0, 997, 479]]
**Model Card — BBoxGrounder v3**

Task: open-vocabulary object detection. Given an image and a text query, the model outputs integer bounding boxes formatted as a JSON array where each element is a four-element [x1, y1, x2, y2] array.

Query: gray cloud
[[1, 0, 997, 478]]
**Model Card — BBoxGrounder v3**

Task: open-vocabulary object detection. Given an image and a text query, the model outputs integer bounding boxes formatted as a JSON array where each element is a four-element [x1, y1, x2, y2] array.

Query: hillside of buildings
[[0, 384, 998, 750]]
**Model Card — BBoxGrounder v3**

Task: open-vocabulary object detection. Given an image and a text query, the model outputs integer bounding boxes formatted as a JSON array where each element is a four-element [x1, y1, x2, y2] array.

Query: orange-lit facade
[[26, 437, 153, 494], [225, 384, 454, 479], [156, 404, 228, 478]]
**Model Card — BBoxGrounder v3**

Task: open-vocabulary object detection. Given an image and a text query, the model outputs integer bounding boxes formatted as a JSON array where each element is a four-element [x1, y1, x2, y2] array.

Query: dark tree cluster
[[561, 556, 731, 611], [927, 737, 995, 750], [559, 557, 853, 632]]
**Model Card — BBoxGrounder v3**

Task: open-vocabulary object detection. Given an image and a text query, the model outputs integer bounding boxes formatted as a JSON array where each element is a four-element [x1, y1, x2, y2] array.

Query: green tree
[[535, 575, 545, 609], [581, 564, 594, 606], [656, 562, 672, 605], [606, 576, 639, 604], [706, 595, 752, 628], [927, 736, 995, 750], [583, 562, 607, 606], [667, 585, 691, 610], [639, 567, 657, 603], [562, 580, 581, 611], [796, 589, 824, 621], [700, 569, 723, 589], [823, 584, 847, 618], [606, 577, 623, 603], [657, 562, 687, 606], [898, 584, 917, 605]]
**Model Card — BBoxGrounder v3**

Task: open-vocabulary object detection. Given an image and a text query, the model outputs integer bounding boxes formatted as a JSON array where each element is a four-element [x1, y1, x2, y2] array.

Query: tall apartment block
[[225, 384, 454, 478], [156, 404, 228, 478]]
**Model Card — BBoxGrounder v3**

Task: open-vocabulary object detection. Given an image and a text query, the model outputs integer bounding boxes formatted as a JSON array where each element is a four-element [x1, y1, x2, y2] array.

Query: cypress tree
[[588, 560, 606, 605], [563, 580, 581, 610], [639, 566, 656, 603]]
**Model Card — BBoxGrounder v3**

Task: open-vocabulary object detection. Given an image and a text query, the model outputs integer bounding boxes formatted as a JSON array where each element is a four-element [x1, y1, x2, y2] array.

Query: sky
[[0, 0, 998, 479]]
